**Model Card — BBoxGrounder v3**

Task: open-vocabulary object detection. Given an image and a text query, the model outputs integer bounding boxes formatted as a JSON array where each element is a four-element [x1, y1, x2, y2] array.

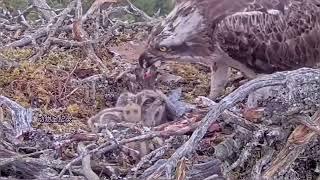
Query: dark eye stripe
[[170, 43, 189, 53]]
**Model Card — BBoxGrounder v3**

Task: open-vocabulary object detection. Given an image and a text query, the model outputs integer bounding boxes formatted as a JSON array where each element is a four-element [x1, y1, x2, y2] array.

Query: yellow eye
[[159, 46, 168, 52]]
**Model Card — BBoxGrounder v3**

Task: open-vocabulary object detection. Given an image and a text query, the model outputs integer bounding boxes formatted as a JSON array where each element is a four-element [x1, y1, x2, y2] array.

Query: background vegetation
[[0, 0, 174, 16]]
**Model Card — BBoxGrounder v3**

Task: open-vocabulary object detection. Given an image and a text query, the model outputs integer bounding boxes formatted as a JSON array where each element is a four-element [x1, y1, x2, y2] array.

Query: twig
[[60, 87, 80, 101], [125, 0, 153, 21], [223, 109, 260, 131], [58, 118, 221, 178], [12, 5, 34, 20], [0, 23, 22, 31], [2, 0, 154, 49], [224, 128, 265, 174], [251, 149, 275, 179], [3, 29, 48, 48], [133, 137, 174, 178], [29, 0, 77, 62], [17, 10, 31, 28], [49, 37, 91, 47], [58, 60, 79, 99], [295, 111, 320, 136], [82, 0, 118, 23], [187, 159, 223, 179], [73, 0, 109, 71], [78, 142, 100, 180], [0, 149, 52, 166], [29, 0, 57, 21]]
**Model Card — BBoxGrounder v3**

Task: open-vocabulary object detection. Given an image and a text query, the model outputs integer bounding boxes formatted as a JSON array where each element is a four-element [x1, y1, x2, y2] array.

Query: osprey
[[138, 0, 320, 99]]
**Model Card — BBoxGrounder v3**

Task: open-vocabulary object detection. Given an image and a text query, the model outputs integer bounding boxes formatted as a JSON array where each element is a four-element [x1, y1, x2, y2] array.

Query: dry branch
[[78, 142, 100, 180], [0, 149, 52, 166], [0, 56, 19, 69], [146, 68, 320, 179], [251, 149, 275, 179], [17, 9, 31, 28], [0, 23, 22, 31], [125, 0, 153, 21], [2, 0, 154, 50], [58, 115, 222, 178], [0, 1, 162, 179], [29, 0, 77, 62], [72, 0, 108, 71], [29, 0, 57, 21], [82, 0, 118, 22], [1, 0, 98, 49], [49, 37, 89, 47], [3, 28, 48, 48], [132, 137, 173, 178], [0, 96, 33, 137], [263, 110, 320, 178]]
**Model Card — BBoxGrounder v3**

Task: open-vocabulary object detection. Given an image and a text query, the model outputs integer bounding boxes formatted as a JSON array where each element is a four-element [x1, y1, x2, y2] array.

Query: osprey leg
[[209, 62, 228, 100]]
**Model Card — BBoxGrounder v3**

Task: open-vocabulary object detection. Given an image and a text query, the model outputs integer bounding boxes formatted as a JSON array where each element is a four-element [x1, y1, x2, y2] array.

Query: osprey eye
[[159, 46, 168, 52]]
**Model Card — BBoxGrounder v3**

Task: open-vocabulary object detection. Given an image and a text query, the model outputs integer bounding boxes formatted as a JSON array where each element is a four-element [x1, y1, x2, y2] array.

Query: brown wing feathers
[[215, 0, 320, 73]]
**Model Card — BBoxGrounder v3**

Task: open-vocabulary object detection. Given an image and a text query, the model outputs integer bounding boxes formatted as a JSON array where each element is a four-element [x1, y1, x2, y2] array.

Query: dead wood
[[0, 56, 19, 69], [29, 0, 77, 62], [16, 9, 31, 29], [251, 149, 275, 179], [58, 113, 222, 178], [187, 159, 223, 180], [3, 1, 320, 179], [0, 23, 22, 31], [0, 149, 52, 166], [263, 110, 320, 179], [125, 0, 153, 22], [82, 0, 118, 23], [132, 137, 174, 178], [29, 0, 57, 21], [2, 67, 320, 179], [77, 142, 100, 180], [49, 37, 90, 47], [0, 96, 33, 137], [145, 68, 320, 179], [0, 146, 66, 179], [3, 28, 48, 48], [2, 0, 119, 49], [72, 0, 109, 72]]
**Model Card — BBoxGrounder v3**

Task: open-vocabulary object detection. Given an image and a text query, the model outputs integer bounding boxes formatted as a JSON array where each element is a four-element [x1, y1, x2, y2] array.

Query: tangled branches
[[1, 0, 320, 179]]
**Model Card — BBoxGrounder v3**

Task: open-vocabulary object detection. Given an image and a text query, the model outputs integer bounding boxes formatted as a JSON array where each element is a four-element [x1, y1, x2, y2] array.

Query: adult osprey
[[138, 0, 320, 99]]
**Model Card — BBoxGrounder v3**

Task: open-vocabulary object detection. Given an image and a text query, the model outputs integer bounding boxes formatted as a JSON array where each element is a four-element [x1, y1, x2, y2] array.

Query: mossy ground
[[169, 63, 211, 102], [0, 43, 215, 134], [0, 47, 107, 133]]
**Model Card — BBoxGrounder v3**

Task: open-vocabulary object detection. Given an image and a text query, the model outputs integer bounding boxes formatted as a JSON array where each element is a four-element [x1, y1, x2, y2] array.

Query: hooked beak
[[138, 52, 163, 80], [143, 67, 155, 79], [143, 60, 162, 79]]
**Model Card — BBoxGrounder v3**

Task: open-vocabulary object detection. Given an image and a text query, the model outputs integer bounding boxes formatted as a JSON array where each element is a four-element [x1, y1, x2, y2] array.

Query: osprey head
[[138, 0, 292, 79], [138, 0, 212, 79]]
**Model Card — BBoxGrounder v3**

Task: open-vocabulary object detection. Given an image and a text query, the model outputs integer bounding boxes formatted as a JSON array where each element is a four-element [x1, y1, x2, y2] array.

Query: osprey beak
[[144, 67, 154, 79], [143, 60, 162, 80], [138, 52, 163, 80]]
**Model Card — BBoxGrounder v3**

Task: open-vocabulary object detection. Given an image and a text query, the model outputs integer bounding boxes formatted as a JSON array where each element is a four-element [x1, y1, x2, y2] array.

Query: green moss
[[0, 48, 109, 133], [41, 51, 76, 68], [2, 0, 28, 11], [157, 63, 211, 103], [0, 48, 33, 60]]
